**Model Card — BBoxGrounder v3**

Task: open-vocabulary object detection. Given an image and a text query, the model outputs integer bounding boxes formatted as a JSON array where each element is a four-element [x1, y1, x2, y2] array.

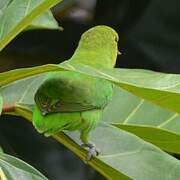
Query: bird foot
[[81, 142, 100, 161]]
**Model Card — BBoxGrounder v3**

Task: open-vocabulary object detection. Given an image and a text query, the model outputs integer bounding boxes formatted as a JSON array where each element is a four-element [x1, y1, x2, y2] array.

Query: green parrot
[[33, 25, 119, 160]]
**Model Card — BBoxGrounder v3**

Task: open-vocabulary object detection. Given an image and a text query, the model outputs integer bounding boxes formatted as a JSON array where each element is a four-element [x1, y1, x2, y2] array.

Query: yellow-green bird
[[33, 25, 119, 160]]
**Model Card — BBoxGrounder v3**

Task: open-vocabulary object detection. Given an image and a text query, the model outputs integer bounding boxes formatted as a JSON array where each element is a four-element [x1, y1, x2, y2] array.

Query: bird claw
[[81, 142, 100, 161]]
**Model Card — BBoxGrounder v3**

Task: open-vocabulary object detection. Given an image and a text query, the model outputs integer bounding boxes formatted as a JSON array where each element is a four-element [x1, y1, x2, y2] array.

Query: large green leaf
[[0, 151, 47, 180], [1, 74, 180, 179], [0, 0, 62, 51], [1, 62, 180, 115], [102, 87, 180, 154]]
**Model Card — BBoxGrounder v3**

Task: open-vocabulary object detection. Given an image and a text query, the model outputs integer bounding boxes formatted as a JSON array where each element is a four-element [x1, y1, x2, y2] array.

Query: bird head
[[72, 25, 120, 68]]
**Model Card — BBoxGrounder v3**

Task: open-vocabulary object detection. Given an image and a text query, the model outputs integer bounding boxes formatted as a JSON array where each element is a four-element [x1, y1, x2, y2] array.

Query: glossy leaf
[[1, 75, 180, 179], [0, 151, 47, 180], [0, 0, 62, 51]]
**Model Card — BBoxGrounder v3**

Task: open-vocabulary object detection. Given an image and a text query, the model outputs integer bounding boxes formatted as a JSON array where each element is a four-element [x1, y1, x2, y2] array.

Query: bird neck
[[69, 49, 116, 69]]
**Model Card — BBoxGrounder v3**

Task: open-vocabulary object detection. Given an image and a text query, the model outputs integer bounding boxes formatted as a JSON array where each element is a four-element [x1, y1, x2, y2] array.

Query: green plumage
[[33, 25, 119, 159]]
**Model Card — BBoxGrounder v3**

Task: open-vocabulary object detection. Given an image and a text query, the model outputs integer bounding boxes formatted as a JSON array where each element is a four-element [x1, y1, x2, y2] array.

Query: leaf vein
[[18, 79, 36, 103], [24, 0, 32, 16], [157, 113, 178, 128], [123, 99, 144, 124]]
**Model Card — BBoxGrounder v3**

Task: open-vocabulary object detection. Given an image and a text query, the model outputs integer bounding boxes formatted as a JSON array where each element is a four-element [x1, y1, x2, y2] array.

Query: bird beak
[[118, 50, 121, 55]]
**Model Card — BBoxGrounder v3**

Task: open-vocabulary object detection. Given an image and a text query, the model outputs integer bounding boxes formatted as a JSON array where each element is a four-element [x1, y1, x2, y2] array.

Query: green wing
[[35, 71, 113, 113]]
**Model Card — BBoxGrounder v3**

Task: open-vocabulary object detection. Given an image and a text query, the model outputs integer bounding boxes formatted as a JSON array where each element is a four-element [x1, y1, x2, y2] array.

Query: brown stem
[[2, 103, 15, 113]]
